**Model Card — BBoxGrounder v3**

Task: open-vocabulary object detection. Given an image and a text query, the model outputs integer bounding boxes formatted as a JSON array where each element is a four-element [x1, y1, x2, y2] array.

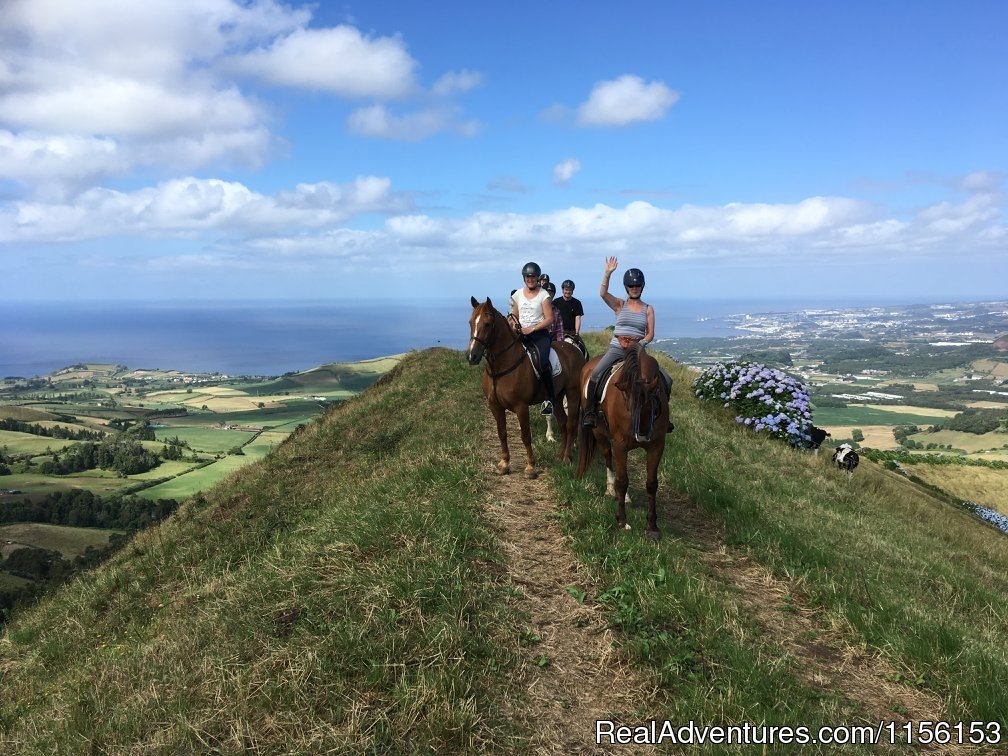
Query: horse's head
[[467, 296, 497, 365], [616, 343, 660, 394], [616, 343, 664, 442]]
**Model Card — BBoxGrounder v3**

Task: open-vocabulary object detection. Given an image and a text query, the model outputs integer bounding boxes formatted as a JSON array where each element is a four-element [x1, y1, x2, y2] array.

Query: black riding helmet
[[544, 282, 556, 297], [623, 268, 645, 289], [522, 261, 541, 279], [539, 273, 550, 286], [561, 279, 575, 291]]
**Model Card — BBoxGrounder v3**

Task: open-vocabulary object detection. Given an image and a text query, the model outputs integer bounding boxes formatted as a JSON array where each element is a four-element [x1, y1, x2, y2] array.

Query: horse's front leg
[[612, 443, 631, 530], [559, 391, 577, 464], [600, 435, 632, 505], [516, 404, 537, 479], [490, 402, 510, 475], [544, 411, 556, 443], [644, 440, 664, 541]]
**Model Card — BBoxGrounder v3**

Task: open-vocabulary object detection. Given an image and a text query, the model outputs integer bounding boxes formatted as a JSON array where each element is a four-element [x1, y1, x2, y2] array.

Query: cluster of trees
[[935, 409, 1008, 435], [37, 437, 162, 476], [0, 490, 178, 530], [814, 343, 994, 378], [0, 417, 104, 441]]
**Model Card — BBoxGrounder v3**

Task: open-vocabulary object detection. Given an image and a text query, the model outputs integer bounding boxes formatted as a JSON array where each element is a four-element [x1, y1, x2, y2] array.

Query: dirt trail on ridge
[[481, 410, 967, 755], [480, 414, 653, 754]]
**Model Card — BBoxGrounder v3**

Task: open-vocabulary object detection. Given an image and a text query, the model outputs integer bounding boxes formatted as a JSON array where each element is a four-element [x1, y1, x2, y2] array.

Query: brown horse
[[575, 343, 670, 539], [467, 296, 585, 478]]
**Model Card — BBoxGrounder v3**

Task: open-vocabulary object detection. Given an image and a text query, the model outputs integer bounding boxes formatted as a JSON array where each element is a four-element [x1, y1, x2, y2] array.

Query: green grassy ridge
[[0, 349, 532, 753], [1, 342, 1006, 753], [634, 336, 1007, 722]]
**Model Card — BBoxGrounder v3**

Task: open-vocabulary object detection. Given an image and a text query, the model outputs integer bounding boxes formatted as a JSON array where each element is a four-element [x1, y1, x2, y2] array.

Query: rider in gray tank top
[[582, 258, 654, 427]]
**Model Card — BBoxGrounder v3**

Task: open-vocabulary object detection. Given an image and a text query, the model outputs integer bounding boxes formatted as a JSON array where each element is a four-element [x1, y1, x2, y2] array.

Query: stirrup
[[540, 400, 554, 416], [582, 410, 596, 427]]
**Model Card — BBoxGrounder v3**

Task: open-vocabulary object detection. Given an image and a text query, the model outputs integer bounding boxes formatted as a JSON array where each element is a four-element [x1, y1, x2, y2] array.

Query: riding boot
[[540, 370, 556, 416], [582, 376, 599, 426]]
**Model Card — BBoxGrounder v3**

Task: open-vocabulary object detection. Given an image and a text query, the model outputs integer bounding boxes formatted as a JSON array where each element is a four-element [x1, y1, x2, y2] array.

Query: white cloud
[[957, 171, 1003, 194], [0, 176, 404, 242], [347, 105, 478, 141], [577, 75, 679, 126], [227, 26, 418, 99], [0, 78, 261, 139], [552, 158, 581, 186], [0, 131, 127, 191], [432, 69, 484, 97], [5, 181, 1002, 282], [0, 1, 440, 189]]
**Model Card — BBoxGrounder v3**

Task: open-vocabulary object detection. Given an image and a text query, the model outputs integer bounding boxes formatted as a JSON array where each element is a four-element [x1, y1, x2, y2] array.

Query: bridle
[[470, 307, 527, 380], [617, 345, 663, 443]]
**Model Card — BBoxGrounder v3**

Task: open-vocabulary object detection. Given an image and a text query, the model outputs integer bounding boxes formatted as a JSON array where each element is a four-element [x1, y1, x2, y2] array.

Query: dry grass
[[907, 465, 1008, 515], [823, 424, 900, 450]]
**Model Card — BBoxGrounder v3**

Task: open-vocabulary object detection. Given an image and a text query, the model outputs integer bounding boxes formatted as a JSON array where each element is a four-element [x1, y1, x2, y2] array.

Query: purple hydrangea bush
[[693, 361, 814, 447]]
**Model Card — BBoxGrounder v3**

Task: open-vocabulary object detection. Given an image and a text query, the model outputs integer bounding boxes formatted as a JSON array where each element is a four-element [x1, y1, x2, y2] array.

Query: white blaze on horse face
[[468, 313, 482, 356]]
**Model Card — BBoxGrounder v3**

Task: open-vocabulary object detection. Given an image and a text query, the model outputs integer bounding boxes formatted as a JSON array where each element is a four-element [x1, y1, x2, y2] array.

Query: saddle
[[524, 342, 562, 379], [563, 333, 590, 361], [590, 359, 673, 405], [588, 357, 674, 435]]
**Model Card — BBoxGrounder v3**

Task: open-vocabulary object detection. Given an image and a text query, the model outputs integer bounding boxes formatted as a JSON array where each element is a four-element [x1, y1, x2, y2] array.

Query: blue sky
[[2, 0, 1005, 304]]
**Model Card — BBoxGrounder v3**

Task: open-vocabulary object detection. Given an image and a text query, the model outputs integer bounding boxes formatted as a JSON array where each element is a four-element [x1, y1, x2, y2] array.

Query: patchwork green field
[[0, 430, 77, 456], [153, 427, 256, 453], [1, 357, 398, 506], [0, 523, 123, 559], [1, 472, 131, 497], [810, 405, 956, 428], [136, 455, 256, 501], [907, 429, 1008, 453]]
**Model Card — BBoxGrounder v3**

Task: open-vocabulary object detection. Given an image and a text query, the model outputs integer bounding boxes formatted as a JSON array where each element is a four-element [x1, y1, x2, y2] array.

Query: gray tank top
[[611, 303, 648, 343]]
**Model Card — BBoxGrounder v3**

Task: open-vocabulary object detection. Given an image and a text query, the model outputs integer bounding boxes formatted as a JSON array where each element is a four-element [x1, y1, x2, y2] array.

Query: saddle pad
[[548, 348, 562, 377], [528, 348, 563, 378], [598, 363, 624, 403]]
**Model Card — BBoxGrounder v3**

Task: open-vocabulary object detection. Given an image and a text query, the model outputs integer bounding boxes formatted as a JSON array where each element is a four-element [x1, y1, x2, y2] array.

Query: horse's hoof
[[495, 462, 510, 475], [524, 468, 538, 480], [645, 529, 661, 542]]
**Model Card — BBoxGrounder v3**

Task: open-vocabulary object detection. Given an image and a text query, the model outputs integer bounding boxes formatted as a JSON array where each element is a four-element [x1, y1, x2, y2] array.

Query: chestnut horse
[[467, 297, 585, 478], [575, 343, 670, 539]]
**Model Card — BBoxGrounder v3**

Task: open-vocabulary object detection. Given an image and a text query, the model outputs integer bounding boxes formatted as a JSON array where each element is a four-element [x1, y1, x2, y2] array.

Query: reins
[[618, 346, 662, 442], [475, 308, 527, 380]]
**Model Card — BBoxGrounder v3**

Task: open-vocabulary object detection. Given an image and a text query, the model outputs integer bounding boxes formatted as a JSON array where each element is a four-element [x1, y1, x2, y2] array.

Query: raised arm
[[600, 256, 622, 313]]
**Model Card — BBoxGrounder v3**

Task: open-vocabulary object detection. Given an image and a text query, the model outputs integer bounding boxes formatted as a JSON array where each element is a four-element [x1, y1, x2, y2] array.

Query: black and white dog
[[832, 443, 859, 474]]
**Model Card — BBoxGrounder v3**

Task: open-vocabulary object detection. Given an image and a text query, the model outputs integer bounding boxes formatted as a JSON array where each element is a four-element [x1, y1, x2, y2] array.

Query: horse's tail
[[575, 417, 595, 479]]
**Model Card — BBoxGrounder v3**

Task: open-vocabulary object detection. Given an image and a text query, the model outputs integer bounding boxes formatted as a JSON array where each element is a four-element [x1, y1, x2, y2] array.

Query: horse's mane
[[617, 344, 656, 408]]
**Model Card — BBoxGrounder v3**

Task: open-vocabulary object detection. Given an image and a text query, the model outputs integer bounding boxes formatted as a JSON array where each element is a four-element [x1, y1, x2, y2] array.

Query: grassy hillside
[[2, 342, 1007, 753]]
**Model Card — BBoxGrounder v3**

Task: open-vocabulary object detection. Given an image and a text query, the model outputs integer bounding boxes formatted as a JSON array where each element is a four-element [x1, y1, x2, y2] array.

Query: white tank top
[[511, 288, 550, 329]]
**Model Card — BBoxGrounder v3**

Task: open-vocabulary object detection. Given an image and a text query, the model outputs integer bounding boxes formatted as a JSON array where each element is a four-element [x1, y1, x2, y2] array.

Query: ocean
[[1, 296, 903, 378]]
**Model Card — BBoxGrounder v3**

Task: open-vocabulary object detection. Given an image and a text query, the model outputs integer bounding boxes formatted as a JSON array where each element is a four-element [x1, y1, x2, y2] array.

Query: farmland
[[660, 299, 1008, 519], [1, 357, 401, 506]]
